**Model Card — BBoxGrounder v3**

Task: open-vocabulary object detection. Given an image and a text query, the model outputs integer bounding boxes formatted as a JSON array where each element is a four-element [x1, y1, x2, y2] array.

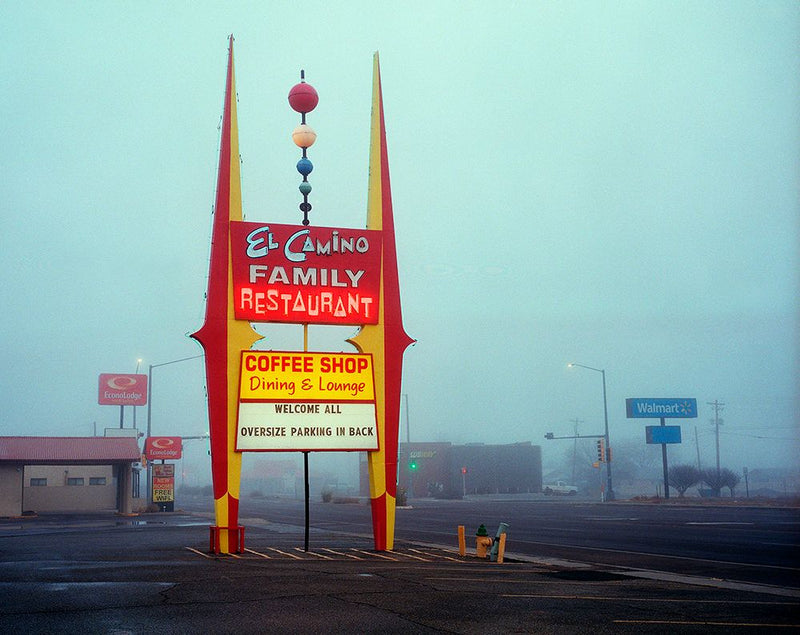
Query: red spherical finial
[[288, 82, 319, 114]]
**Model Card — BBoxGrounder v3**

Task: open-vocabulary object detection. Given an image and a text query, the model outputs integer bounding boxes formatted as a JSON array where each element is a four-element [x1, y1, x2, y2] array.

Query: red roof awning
[[0, 437, 141, 463]]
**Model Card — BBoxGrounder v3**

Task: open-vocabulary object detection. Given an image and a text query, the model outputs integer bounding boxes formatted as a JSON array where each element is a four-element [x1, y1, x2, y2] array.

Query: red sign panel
[[152, 463, 175, 502], [144, 436, 182, 460], [98, 373, 148, 406], [230, 221, 382, 325]]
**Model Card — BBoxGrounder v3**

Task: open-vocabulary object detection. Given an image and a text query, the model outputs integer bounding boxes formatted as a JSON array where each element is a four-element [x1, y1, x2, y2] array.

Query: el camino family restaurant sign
[[230, 221, 382, 324], [192, 41, 412, 553]]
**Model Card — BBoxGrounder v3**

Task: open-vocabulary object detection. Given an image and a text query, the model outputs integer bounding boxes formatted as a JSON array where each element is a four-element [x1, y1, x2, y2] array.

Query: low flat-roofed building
[[0, 436, 141, 517]]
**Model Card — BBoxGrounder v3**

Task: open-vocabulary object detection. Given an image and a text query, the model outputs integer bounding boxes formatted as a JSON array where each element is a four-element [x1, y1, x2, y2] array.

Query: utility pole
[[694, 426, 701, 470], [569, 418, 583, 484], [707, 400, 724, 490], [404, 393, 412, 498]]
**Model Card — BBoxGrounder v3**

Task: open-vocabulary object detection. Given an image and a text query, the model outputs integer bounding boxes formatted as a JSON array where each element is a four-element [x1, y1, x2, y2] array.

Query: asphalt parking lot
[[1, 512, 798, 633]]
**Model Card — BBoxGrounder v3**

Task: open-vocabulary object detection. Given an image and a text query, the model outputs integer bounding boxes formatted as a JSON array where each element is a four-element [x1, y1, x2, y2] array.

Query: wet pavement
[[0, 511, 798, 633]]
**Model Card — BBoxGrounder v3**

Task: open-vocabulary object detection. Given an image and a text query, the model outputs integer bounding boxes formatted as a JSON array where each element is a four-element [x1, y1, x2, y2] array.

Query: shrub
[[701, 467, 741, 497]]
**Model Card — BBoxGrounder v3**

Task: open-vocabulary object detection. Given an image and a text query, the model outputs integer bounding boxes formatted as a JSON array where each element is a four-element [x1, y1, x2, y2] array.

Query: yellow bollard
[[496, 533, 506, 564], [458, 525, 466, 556], [489, 522, 509, 562]]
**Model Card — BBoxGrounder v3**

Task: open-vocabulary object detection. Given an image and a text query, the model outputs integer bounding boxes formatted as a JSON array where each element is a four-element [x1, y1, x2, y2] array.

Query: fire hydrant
[[475, 524, 492, 558]]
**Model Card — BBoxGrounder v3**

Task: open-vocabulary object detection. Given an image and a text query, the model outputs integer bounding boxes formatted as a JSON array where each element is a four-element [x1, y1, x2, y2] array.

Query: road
[[2, 505, 799, 632], [181, 494, 800, 590]]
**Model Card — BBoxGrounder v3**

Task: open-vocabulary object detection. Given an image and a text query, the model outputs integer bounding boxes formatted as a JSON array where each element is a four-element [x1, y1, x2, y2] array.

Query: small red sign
[[152, 463, 175, 502], [98, 373, 147, 406], [145, 436, 182, 460]]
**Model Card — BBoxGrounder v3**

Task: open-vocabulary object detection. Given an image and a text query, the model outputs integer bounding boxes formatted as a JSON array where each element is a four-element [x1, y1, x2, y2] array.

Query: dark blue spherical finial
[[297, 157, 313, 177]]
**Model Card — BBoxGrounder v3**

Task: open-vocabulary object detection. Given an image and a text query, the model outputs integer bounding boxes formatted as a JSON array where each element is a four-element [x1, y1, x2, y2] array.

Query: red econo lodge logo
[[145, 436, 182, 460], [98, 373, 148, 406]]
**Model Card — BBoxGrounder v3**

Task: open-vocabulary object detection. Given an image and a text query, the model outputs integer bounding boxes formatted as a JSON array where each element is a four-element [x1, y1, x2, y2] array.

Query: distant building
[[360, 441, 542, 499], [241, 457, 302, 497]]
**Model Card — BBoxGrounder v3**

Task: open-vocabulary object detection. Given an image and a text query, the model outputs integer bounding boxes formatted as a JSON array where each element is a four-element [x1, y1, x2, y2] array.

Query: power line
[[697, 428, 793, 441], [720, 431, 797, 441]]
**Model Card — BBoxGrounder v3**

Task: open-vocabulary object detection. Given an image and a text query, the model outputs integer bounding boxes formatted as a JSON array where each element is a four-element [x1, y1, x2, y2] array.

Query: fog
[[1, 2, 797, 491]]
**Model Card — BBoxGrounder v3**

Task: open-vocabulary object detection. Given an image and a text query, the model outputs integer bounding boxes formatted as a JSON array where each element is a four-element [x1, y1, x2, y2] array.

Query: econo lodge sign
[[144, 436, 183, 460], [98, 373, 147, 406], [236, 351, 378, 452], [230, 221, 382, 325]]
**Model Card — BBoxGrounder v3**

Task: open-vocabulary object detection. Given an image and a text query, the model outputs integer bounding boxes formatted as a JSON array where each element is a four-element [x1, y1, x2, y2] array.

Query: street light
[[145, 354, 204, 505], [133, 358, 143, 430], [568, 362, 614, 501]]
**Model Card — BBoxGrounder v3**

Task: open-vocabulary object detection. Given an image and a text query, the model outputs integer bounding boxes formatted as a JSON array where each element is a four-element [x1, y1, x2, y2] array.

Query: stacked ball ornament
[[288, 72, 319, 226]]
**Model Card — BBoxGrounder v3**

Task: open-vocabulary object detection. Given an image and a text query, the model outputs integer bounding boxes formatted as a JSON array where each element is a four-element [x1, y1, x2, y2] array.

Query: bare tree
[[611, 440, 662, 481], [718, 467, 741, 497], [561, 440, 602, 486], [668, 464, 701, 497]]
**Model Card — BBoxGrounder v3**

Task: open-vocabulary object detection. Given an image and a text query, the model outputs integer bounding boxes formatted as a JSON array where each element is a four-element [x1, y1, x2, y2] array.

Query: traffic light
[[544, 432, 554, 439], [409, 460, 418, 471], [596, 439, 605, 462], [606, 446, 612, 462]]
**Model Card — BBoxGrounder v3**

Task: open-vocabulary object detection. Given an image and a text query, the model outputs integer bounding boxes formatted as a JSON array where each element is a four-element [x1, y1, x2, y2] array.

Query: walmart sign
[[625, 397, 697, 419]]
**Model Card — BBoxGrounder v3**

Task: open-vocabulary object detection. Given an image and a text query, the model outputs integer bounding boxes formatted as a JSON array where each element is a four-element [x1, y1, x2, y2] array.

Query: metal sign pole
[[661, 417, 670, 499], [304, 451, 310, 552], [303, 323, 310, 552]]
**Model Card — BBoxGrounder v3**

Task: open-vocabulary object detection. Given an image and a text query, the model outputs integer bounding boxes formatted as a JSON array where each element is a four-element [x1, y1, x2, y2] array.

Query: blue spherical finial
[[297, 157, 313, 177]]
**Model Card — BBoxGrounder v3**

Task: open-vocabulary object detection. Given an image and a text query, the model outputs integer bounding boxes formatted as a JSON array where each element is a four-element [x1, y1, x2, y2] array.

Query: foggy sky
[[1, 2, 797, 484]]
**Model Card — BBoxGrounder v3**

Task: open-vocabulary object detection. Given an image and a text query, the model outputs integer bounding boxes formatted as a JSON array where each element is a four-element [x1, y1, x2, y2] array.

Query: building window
[[30, 478, 47, 487], [89, 477, 106, 485], [67, 477, 84, 486]]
